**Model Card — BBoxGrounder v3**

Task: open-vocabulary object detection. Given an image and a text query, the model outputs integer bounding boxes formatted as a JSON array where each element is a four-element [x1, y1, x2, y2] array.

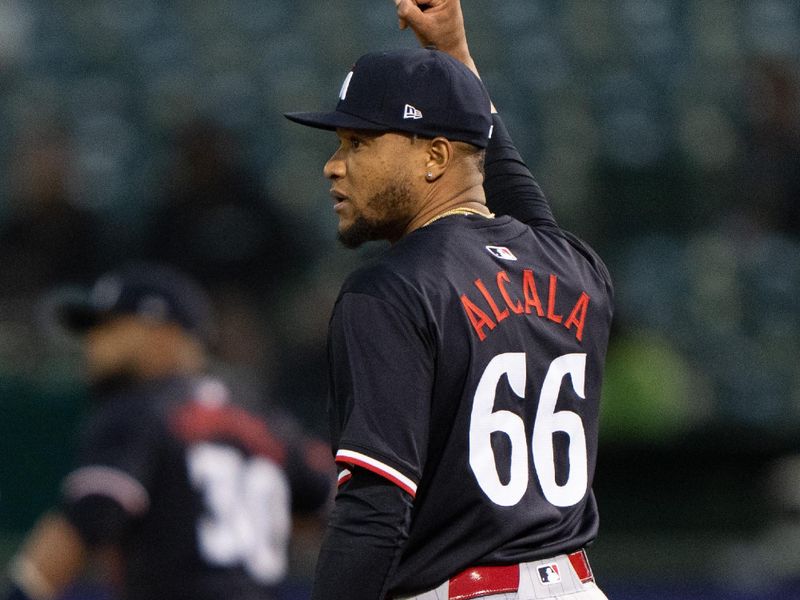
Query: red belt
[[448, 550, 594, 600]]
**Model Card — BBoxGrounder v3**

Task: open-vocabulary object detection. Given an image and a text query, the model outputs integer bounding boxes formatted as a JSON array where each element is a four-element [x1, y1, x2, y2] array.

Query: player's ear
[[424, 137, 453, 181]]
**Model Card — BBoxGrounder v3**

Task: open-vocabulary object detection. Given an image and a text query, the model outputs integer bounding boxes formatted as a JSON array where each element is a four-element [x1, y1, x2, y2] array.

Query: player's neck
[[406, 184, 491, 235]]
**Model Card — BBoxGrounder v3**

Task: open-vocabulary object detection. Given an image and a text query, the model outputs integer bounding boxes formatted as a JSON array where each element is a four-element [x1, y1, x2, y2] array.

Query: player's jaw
[[336, 181, 415, 248]]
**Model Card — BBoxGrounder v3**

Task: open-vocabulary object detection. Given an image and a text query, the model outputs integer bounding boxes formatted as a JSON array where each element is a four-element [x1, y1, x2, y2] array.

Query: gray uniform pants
[[398, 553, 609, 600]]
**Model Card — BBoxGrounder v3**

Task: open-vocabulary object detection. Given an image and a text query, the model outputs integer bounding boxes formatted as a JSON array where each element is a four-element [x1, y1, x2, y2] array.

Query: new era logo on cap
[[403, 104, 423, 120]]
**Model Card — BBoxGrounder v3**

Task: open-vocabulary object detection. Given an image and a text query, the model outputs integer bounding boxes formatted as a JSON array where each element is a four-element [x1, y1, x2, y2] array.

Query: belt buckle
[[567, 549, 594, 583]]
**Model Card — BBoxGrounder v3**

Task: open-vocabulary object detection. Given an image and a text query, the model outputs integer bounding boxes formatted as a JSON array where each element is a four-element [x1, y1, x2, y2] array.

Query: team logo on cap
[[339, 71, 354, 101], [403, 104, 423, 120], [537, 563, 561, 585], [91, 275, 123, 309]]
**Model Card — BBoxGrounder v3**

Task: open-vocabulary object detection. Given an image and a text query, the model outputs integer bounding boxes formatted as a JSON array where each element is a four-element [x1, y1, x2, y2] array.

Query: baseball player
[[4, 264, 333, 600], [284, 1, 614, 598]]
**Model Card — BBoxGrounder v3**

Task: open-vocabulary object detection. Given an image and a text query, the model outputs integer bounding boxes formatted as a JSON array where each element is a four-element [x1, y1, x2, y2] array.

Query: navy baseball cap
[[58, 263, 215, 344], [285, 47, 493, 148]]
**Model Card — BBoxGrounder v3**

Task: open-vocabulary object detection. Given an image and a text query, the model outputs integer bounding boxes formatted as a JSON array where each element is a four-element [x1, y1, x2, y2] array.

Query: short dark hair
[[454, 142, 486, 178]]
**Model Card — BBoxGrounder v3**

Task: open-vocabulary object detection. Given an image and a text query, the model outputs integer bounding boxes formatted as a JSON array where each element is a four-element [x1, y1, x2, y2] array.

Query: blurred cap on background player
[[57, 262, 216, 347]]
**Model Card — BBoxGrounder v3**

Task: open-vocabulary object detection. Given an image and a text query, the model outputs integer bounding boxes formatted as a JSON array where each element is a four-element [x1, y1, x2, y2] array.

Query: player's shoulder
[[530, 222, 614, 294], [340, 219, 519, 300], [339, 242, 426, 295], [556, 228, 614, 293], [89, 376, 199, 428], [78, 382, 169, 452], [167, 376, 289, 463]]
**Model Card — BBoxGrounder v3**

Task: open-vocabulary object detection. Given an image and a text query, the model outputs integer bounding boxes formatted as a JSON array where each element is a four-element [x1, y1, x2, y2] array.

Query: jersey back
[[64, 377, 292, 600], [327, 215, 613, 594]]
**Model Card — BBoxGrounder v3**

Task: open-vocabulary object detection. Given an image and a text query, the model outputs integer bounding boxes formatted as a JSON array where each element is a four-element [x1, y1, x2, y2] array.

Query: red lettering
[[475, 278, 509, 323], [460, 294, 496, 341], [522, 270, 544, 317], [496, 271, 524, 315], [461, 269, 590, 343], [547, 274, 563, 324], [564, 292, 590, 342]]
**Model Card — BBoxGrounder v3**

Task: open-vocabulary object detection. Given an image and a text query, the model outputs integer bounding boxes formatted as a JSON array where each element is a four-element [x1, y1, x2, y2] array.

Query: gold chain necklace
[[422, 207, 495, 228]]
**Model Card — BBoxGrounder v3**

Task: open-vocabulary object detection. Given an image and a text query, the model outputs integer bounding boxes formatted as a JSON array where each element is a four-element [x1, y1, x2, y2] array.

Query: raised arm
[[395, 0, 479, 80], [395, 0, 556, 227]]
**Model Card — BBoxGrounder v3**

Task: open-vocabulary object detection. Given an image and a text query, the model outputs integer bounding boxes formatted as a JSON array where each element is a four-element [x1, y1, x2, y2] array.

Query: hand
[[394, 0, 473, 68]]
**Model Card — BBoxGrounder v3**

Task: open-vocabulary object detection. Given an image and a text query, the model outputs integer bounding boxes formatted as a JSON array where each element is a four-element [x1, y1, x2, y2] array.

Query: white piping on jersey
[[337, 468, 352, 486], [335, 449, 418, 496], [63, 465, 150, 516]]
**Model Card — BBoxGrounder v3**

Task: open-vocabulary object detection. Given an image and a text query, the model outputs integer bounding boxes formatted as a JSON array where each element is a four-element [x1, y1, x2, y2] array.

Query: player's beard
[[338, 181, 415, 248]]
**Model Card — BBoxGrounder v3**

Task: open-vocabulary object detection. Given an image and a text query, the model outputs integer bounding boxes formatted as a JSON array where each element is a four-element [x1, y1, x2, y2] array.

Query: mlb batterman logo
[[537, 563, 561, 585], [486, 245, 517, 260]]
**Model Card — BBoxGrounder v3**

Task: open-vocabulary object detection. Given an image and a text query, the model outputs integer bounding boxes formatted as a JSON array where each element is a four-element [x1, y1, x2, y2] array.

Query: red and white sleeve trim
[[62, 465, 150, 516], [335, 449, 417, 497], [337, 468, 353, 486]]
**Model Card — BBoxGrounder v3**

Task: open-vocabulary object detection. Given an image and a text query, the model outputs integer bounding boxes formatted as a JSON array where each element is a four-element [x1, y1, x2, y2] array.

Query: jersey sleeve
[[62, 399, 163, 525], [328, 290, 434, 498], [311, 470, 412, 600], [485, 113, 556, 228]]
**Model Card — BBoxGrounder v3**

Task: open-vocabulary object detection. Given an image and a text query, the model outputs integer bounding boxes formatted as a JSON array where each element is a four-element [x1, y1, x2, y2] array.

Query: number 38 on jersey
[[469, 353, 589, 508]]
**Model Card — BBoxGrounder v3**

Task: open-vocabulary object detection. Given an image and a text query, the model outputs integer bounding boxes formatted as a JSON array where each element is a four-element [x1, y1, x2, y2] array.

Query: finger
[[392, 0, 405, 28], [415, 0, 445, 9], [396, 0, 425, 27], [393, 0, 408, 30]]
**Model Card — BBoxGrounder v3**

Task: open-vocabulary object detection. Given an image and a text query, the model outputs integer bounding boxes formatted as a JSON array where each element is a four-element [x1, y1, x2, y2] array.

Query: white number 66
[[469, 353, 588, 508]]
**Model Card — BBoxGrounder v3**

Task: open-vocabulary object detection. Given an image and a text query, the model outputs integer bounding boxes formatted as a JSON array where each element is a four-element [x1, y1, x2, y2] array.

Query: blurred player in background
[[3, 263, 333, 600], [284, 0, 613, 598]]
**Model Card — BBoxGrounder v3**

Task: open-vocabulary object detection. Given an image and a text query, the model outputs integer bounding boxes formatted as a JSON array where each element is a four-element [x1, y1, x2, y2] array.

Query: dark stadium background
[[0, 1, 799, 598]]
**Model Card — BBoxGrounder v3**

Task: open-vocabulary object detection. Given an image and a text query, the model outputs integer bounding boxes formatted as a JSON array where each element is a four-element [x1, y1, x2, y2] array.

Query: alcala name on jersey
[[460, 268, 590, 343]]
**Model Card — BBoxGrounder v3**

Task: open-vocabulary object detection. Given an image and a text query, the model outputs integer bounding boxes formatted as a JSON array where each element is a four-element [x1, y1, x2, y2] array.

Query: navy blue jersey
[[61, 376, 331, 600], [326, 121, 613, 595]]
